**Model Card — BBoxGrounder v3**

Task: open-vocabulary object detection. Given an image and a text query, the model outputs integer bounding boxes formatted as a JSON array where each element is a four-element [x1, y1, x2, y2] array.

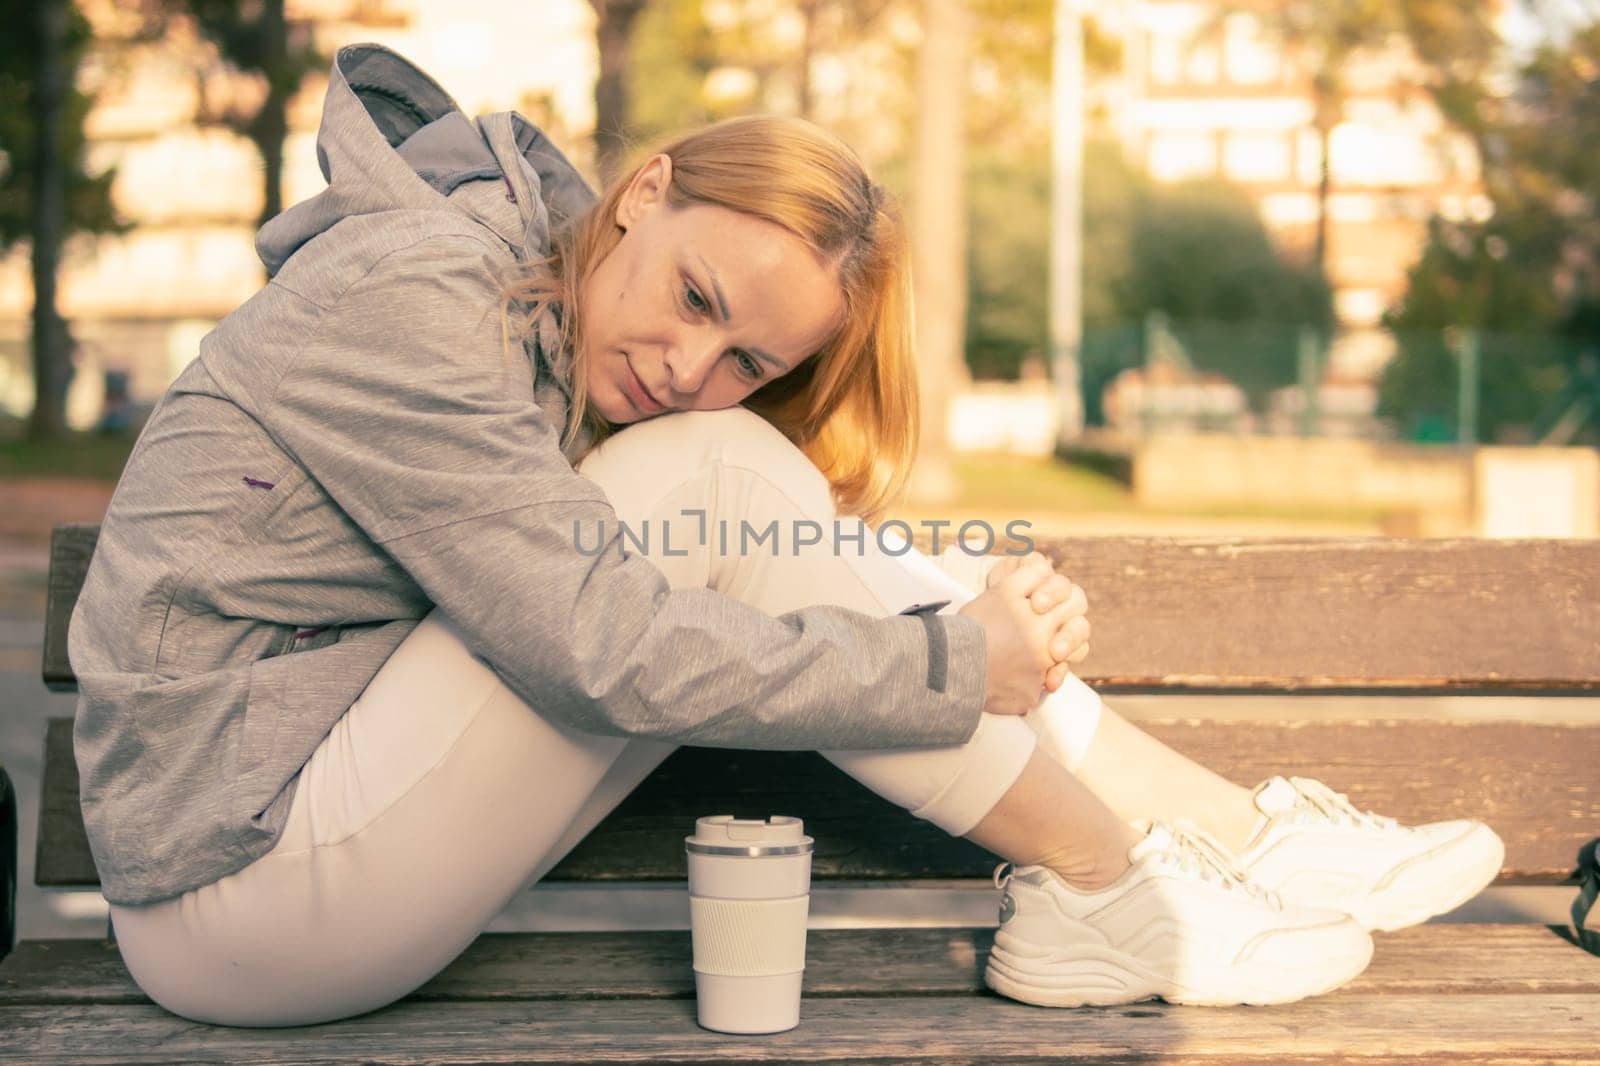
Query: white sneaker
[[1234, 776, 1506, 932], [983, 820, 1373, 1007]]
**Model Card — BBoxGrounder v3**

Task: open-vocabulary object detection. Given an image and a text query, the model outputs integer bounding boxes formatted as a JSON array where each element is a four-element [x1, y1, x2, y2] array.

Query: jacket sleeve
[[263, 235, 989, 751]]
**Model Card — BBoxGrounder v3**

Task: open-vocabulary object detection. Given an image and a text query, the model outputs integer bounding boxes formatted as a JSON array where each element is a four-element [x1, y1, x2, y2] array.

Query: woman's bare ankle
[[1036, 821, 1143, 892]]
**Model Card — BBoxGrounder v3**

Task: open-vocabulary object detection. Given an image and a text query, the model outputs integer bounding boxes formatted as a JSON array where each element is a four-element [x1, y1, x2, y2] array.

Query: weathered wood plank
[[2, 992, 1598, 1064], [36, 719, 91, 889], [44, 529, 1600, 693], [36, 718, 1597, 886], [42, 523, 96, 692], [3, 926, 1596, 1008], [1036, 537, 1600, 694], [0, 765, 14, 963]]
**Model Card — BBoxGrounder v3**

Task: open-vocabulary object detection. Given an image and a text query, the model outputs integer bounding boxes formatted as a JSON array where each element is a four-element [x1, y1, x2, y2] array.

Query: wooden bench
[[3, 523, 1599, 1063], [1, 760, 13, 970]]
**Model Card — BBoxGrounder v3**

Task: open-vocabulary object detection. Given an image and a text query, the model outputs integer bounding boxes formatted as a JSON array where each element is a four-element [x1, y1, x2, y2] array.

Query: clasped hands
[[957, 551, 1091, 717]]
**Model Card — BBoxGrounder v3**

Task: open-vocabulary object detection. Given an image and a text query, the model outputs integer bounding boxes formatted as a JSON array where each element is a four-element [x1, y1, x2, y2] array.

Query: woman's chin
[[595, 393, 641, 426]]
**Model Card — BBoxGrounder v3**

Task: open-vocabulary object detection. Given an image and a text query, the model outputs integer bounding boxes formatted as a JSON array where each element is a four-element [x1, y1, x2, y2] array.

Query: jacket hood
[[256, 44, 597, 276]]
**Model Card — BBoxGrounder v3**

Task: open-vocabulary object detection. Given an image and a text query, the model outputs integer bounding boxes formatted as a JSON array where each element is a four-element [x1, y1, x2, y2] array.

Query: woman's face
[[580, 155, 846, 425]]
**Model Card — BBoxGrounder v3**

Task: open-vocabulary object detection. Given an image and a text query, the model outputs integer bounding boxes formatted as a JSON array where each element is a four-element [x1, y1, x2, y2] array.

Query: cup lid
[[685, 815, 814, 856]]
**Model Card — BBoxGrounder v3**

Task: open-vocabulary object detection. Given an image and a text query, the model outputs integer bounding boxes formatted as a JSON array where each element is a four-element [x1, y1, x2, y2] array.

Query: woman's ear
[[614, 154, 674, 231]]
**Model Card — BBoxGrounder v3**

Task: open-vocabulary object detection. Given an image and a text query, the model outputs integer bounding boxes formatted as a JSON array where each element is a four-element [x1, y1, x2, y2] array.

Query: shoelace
[[1285, 777, 1398, 830], [1164, 820, 1284, 909]]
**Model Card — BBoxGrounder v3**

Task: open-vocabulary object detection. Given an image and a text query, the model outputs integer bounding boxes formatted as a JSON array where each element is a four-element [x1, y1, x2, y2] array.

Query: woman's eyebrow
[[695, 253, 733, 319], [694, 253, 788, 372]]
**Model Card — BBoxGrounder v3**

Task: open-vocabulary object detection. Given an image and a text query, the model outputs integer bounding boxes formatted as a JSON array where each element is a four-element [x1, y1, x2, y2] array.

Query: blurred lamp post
[[907, 0, 971, 505], [1051, 0, 1085, 446], [1297, 326, 1322, 438], [1455, 327, 1480, 446]]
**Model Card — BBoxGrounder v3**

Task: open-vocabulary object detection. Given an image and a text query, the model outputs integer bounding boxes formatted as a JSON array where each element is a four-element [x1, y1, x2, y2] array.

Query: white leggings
[[107, 406, 1104, 1028]]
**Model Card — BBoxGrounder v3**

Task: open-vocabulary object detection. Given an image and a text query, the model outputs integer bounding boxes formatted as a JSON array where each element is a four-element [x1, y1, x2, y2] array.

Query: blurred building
[[0, 0, 599, 425], [1089, 0, 1508, 384]]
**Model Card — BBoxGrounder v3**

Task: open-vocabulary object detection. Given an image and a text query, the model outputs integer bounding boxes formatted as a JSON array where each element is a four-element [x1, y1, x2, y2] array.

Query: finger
[[1015, 552, 1052, 577], [1040, 596, 1082, 635], [1028, 574, 1073, 614], [1066, 642, 1090, 664], [1045, 660, 1070, 690], [1050, 616, 1090, 660], [1035, 582, 1087, 619], [1040, 665, 1060, 693], [1039, 578, 1089, 616], [1001, 562, 1054, 597], [985, 556, 1020, 587]]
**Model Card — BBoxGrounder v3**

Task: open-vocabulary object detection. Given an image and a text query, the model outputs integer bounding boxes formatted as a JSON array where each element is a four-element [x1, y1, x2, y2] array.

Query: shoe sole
[[982, 932, 1374, 1008], [1354, 823, 1507, 932]]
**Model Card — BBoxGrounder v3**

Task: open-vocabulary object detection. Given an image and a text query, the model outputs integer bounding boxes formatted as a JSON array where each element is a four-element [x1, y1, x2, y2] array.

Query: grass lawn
[[944, 452, 1389, 527], [0, 424, 138, 482], [951, 453, 1134, 512], [0, 424, 1389, 530]]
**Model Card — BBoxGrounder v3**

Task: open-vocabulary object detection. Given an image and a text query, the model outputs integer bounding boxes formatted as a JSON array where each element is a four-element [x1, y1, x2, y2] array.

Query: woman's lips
[[623, 361, 665, 413]]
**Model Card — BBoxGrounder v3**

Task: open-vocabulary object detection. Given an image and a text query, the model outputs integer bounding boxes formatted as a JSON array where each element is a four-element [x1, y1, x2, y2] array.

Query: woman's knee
[[577, 407, 835, 524]]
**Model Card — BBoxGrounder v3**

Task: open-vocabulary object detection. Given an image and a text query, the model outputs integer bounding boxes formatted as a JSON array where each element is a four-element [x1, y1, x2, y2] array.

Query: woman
[[71, 44, 1503, 1027]]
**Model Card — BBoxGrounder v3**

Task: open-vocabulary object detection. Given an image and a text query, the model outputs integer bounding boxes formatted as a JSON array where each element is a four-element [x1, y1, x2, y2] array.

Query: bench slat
[[1040, 536, 1600, 693], [3, 991, 1597, 1063], [46, 528, 1600, 693], [37, 717, 1598, 887], [42, 524, 96, 693], [1, 766, 13, 963], [2, 926, 1596, 1007]]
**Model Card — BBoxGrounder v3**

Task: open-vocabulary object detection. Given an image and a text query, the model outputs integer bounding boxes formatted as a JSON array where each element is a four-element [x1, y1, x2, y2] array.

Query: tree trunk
[[255, 115, 286, 230], [592, 0, 650, 188], [1315, 120, 1331, 278], [28, 0, 70, 441], [796, 0, 820, 120], [1311, 75, 1336, 281], [907, 0, 971, 505], [250, 0, 290, 230]]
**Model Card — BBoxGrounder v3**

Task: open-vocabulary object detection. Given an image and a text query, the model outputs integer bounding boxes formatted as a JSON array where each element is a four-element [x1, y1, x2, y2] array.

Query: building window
[[1149, 31, 1184, 86], [1222, 132, 1291, 182], [1148, 24, 1220, 86], [1223, 13, 1280, 85], [1148, 131, 1218, 181]]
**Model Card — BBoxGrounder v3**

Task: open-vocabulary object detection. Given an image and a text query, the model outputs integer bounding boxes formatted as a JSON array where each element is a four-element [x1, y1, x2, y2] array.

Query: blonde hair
[[502, 114, 921, 526]]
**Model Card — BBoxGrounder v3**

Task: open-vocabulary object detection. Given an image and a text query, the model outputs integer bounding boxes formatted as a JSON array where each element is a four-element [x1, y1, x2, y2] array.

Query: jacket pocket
[[238, 659, 283, 777], [228, 455, 312, 542]]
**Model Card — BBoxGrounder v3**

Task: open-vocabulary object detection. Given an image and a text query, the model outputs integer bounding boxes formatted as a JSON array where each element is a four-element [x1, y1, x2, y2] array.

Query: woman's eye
[[735, 352, 762, 379], [684, 284, 709, 314]]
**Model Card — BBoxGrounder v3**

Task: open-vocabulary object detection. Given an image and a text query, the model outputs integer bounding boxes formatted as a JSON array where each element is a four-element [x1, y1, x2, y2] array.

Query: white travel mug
[[685, 814, 815, 1034]]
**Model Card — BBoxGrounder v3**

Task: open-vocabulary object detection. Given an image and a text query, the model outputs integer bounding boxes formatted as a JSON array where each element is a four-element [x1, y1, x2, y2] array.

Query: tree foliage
[[625, 0, 898, 150], [0, 0, 124, 253], [1380, 13, 1600, 443], [135, 0, 323, 228], [966, 131, 1330, 392]]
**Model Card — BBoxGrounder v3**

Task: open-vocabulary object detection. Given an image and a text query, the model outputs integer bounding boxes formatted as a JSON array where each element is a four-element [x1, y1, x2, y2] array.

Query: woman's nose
[[664, 331, 723, 396]]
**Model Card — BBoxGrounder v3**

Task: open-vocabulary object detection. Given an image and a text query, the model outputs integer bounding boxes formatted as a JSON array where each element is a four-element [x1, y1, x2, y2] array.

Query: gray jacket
[[68, 44, 989, 906]]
